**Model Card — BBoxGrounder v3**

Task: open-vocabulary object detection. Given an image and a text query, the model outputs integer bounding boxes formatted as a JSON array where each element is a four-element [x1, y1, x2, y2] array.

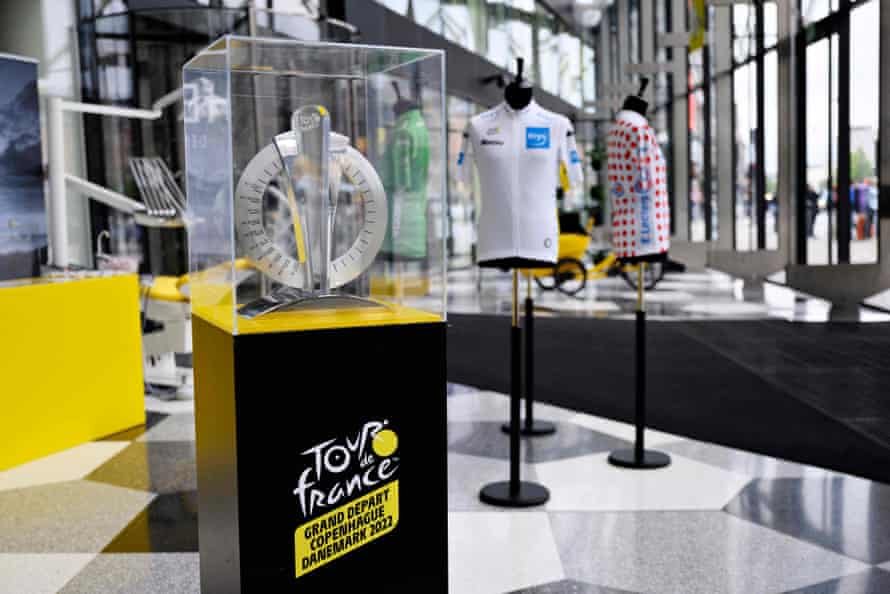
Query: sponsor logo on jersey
[[457, 152, 465, 165], [570, 149, 580, 164], [481, 138, 504, 146], [526, 127, 550, 149], [640, 192, 652, 245], [486, 127, 500, 135]]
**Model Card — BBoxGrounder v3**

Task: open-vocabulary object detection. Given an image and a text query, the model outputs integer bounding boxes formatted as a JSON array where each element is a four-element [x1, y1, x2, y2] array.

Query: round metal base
[[479, 481, 550, 508], [607, 448, 672, 469], [501, 419, 557, 437]]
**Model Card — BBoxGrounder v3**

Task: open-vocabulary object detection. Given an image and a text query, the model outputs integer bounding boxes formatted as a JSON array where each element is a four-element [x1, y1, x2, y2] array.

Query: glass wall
[[374, 0, 594, 108], [848, 0, 879, 263]]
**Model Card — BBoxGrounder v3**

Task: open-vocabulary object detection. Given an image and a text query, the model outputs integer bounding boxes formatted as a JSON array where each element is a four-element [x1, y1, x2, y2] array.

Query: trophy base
[[238, 289, 387, 319]]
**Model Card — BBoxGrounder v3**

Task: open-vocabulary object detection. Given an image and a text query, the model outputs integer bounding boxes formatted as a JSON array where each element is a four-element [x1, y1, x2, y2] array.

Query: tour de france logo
[[292, 420, 400, 578]]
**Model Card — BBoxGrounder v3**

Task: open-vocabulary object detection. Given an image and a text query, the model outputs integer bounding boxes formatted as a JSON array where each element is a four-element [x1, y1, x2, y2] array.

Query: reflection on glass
[[688, 82, 708, 241], [488, 1, 535, 76], [734, 62, 758, 251], [801, 0, 838, 24], [764, 51, 778, 250], [849, 0, 879, 264], [804, 36, 839, 265]]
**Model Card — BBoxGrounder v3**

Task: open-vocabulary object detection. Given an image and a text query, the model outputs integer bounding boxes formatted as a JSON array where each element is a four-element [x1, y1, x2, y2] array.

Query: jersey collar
[[502, 99, 537, 117]]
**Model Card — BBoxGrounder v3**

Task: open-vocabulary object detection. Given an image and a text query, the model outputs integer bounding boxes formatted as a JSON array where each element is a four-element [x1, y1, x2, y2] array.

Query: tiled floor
[[2, 387, 889, 594]]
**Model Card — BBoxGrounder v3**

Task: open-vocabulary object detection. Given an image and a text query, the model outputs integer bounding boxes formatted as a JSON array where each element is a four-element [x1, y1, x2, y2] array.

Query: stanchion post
[[608, 262, 671, 470], [479, 269, 550, 507], [502, 273, 556, 437]]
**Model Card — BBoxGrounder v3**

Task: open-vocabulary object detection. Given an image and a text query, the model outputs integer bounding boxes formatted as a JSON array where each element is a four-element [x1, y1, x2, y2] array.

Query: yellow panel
[[194, 301, 442, 336], [0, 275, 145, 470]]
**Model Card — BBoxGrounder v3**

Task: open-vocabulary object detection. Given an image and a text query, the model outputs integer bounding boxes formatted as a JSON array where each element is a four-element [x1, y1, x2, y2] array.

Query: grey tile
[[0, 481, 154, 553], [137, 414, 195, 442], [447, 382, 480, 397], [448, 421, 630, 463], [725, 477, 890, 564], [86, 441, 196, 495], [447, 453, 542, 512], [548, 511, 868, 594], [507, 579, 637, 593], [780, 568, 890, 594], [59, 553, 199, 594], [661, 440, 834, 478], [103, 491, 199, 553], [98, 411, 167, 442]]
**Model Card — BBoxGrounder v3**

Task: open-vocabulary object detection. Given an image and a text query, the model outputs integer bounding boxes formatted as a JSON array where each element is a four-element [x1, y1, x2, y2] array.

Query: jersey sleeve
[[455, 125, 474, 187], [559, 120, 584, 188]]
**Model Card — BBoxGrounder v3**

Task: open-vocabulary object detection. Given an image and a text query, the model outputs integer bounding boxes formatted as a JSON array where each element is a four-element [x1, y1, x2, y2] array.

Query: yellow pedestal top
[[194, 301, 442, 335]]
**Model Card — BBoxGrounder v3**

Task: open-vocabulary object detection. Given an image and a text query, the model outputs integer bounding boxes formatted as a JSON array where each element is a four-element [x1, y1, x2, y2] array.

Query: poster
[[0, 54, 46, 281]]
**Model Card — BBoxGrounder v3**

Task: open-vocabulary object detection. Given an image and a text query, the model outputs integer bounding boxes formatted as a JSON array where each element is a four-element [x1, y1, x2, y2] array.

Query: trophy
[[234, 106, 388, 318]]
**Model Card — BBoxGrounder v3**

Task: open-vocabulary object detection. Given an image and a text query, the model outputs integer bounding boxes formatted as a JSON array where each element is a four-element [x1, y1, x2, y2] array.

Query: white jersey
[[606, 110, 670, 260], [456, 101, 583, 264]]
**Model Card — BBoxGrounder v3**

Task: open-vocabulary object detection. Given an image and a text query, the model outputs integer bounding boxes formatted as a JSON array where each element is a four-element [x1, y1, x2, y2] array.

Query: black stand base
[[479, 481, 550, 507], [500, 419, 558, 436], [608, 448, 671, 469]]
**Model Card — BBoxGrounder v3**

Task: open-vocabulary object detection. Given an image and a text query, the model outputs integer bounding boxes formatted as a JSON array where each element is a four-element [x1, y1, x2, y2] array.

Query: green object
[[381, 108, 430, 260]]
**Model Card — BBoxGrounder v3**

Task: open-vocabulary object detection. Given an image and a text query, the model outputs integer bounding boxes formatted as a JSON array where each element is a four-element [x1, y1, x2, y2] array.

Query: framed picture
[[0, 53, 46, 281]]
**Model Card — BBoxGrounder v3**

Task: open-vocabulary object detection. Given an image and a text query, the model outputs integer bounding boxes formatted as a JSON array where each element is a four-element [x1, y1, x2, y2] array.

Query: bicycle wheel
[[621, 261, 665, 291], [534, 272, 557, 291], [555, 258, 587, 296]]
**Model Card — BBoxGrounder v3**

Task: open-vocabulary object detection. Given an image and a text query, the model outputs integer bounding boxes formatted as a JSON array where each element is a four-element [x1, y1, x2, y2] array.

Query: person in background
[[806, 184, 819, 238]]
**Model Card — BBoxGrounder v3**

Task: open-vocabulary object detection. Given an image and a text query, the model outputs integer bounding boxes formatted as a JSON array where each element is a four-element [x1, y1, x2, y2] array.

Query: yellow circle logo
[[372, 429, 398, 457]]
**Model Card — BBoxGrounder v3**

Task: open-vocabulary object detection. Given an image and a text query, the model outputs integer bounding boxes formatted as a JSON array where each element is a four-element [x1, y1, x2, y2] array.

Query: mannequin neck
[[621, 95, 648, 117], [504, 82, 533, 110]]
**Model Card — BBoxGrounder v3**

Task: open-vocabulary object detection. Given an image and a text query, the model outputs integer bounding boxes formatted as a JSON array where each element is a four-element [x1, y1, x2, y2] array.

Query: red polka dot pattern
[[606, 115, 671, 259]]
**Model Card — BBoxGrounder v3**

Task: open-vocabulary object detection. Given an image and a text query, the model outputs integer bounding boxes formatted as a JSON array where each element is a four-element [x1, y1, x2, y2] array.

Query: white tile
[[0, 553, 95, 594], [0, 442, 129, 492], [144, 396, 194, 415], [682, 302, 770, 316], [615, 290, 695, 303], [448, 512, 564, 594], [537, 452, 751, 512], [448, 391, 577, 424], [564, 413, 685, 447]]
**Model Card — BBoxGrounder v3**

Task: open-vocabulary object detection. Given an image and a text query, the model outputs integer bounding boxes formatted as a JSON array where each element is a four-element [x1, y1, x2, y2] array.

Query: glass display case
[[183, 36, 446, 334]]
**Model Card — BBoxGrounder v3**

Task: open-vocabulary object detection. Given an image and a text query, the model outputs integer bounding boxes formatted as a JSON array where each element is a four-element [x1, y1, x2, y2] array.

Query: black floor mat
[[447, 315, 890, 484]]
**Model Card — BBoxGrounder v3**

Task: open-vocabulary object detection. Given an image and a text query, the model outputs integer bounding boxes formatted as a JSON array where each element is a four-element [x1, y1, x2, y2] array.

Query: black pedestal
[[608, 448, 671, 469], [608, 309, 671, 470], [501, 419, 557, 436], [479, 480, 550, 508], [480, 325, 550, 507], [193, 315, 448, 593]]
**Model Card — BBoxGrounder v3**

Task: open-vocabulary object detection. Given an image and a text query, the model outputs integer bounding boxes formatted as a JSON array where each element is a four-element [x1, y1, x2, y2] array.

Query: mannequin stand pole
[[480, 269, 550, 507], [502, 274, 557, 437], [608, 263, 671, 470]]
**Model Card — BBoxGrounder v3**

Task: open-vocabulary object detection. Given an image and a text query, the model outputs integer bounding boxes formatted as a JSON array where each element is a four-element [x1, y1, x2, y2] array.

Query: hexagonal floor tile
[[549, 510, 868, 594], [724, 476, 890, 564], [448, 422, 630, 463], [59, 553, 199, 594], [0, 481, 154, 553], [536, 452, 751, 511], [85, 442, 196, 495]]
